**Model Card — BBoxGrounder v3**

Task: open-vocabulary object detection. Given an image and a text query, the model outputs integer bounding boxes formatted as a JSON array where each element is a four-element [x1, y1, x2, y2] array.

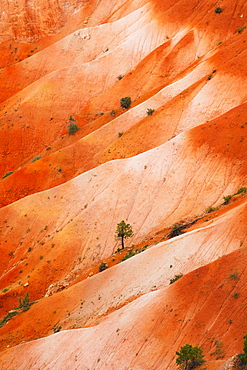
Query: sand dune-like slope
[[0, 194, 247, 353], [1, 246, 247, 369], [1, 0, 247, 369]]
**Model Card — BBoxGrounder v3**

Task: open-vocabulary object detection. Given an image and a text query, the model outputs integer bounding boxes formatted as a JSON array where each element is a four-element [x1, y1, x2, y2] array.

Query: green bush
[[0, 311, 19, 327], [237, 26, 246, 34], [0, 293, 34, 328], [170, 273, 183, 285], [68, 122, 79, 135], [205, 206, 218, 214], [121, 250, 136, 261], [229, 272, 239, 280], [14, 292, 31, 311], [32, 156, 42, 163], [121, 245, 148, 262], [223, 195, 232, 204], [235, 187, 247, 194], [120, 97, 131, 109], [2, 171, 14, 179], [147, 108, 155, 116], [215, 7, 223, 13], [99, 262, 108, 272], [168, 224, 184, 238]]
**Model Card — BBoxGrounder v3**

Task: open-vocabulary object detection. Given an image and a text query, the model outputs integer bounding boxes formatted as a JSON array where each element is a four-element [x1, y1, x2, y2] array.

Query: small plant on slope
[[239, 334, 247, 364], [176, 344, 205, 370], [235, 187, 247, 195], [170, 273, 183, 285], [205, 205, 218, 214], [99, 262, 108, 272], [215, 7, 223, 14], [120, 97, 131, 109], [237, 26, 246, 34], [115, 220, 133, 249], [67, 115, 79, 135], [0, 292, 34, 327], [14, 292, 32, 311], [2, 171, 14, 179], [223, 194, 232, 204], [168, 224, 184, 238], [68, 122, 79, 135], [147, 108, 155, 115], [229, 272, 239, 280]]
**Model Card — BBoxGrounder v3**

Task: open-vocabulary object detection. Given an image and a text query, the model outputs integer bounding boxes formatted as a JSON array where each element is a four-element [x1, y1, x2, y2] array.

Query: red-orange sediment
[[1, 0, 247, 369]]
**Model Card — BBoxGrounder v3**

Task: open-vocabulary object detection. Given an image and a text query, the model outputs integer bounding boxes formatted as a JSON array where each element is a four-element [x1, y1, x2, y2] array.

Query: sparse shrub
[[176, 344, 205, 369], [2, 288, 8, 293], [229, 272, 239, 280], [210, 340, 225, 359], [223, 194, 232, 204], [53, 325, 62, 333], [2, 171, 14, 179], [0, 311, 19, 327], [147, 108, 155, 116], [121, 245, 148, 261], [237, 26, 246, 34], [99, 262, 108, 272], [14, 292, 31, 311], [118, 132, 123, 137], [120, 97, 131, 109], [121, 250, 136, 261], [68, 122, 79, 135], [215, 7, 223, 14], [117, 75, 124, 80], [170, 273, 183, 285], [69, 115, 75, 121], [235, 187, 247, 195], [32, 156, 42, 163], [168, 224, 183, 238], [205, 206, 218, 214], [233, 292, 240, 298], [110, 110, 116, 116]]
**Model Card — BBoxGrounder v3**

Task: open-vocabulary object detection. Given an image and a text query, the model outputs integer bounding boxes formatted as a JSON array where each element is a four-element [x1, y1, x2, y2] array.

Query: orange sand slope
[[1, 247, 247, 369], [1, 0, 247, 369]]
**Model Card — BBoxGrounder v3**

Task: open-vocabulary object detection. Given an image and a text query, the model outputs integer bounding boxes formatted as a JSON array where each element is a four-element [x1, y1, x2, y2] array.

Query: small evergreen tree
[[120, 97, 131, 109], [176, 344, 205, 370], [115, 220, 133, 249], [240, 334, 247, 364]]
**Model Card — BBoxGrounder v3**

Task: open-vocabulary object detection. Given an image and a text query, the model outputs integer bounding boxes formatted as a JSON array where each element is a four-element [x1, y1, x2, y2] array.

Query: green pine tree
[[176, 344, 205, 370], [115, 220, 133, 249], [240, 334, 247, 363]]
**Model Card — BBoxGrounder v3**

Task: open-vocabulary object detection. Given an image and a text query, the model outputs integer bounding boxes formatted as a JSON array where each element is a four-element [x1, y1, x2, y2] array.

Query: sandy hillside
[[1, 1, 247, 369]]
